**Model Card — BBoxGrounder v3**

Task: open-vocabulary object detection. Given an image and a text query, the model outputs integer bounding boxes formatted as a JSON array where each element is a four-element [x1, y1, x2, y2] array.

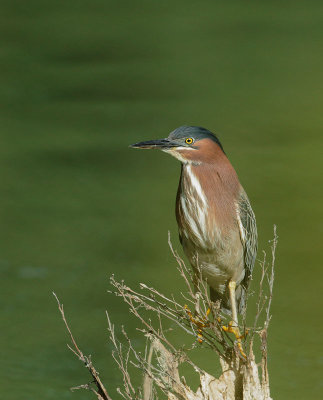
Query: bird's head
[[130, 126, 225, 164]]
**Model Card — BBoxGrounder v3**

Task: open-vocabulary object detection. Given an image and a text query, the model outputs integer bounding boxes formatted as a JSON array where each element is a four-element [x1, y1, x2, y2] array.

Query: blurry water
[[1, 1, 322, 399]]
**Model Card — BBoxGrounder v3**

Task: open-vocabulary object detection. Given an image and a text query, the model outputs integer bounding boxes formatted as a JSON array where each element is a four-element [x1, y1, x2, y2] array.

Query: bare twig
[[265, 225, 277, 330], [53, 293, 112, 400]]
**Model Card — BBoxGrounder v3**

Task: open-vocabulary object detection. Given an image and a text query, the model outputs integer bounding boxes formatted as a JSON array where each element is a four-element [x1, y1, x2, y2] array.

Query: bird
[[130, 126, 257, 334]]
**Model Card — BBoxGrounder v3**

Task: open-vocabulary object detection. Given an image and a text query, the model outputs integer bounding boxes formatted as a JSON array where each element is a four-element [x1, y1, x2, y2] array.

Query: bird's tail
[[210, 284, 247, 316]]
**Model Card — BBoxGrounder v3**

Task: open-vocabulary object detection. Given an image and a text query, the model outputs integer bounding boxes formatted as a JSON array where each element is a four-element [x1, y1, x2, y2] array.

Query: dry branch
[[53, 293, 112, 400], [55, 227, 278, 400]]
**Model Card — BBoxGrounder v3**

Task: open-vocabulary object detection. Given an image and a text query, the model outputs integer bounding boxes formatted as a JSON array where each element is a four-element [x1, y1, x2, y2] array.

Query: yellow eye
[[185, 137, 194, 144]]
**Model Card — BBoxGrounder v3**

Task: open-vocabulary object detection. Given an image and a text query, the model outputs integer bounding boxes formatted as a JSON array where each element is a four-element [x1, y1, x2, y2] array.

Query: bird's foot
[[184, 305, 210, 343], [222, 321, 248, 358], [222, 321, 247, 339]]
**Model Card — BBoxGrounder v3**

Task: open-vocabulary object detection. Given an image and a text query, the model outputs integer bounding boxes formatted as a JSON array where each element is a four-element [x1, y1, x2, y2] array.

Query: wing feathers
[[237, 190, 258, 286]]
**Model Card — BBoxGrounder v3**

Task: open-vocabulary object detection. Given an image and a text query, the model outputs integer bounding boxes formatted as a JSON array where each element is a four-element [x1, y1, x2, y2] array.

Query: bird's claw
[[222, 321, 248, 358], [184, 305, 211, 343], [222, 321, 249, 338]]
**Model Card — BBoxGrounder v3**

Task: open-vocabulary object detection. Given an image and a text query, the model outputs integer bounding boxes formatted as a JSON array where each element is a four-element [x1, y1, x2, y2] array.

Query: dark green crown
[[169, 126, 224, 151]]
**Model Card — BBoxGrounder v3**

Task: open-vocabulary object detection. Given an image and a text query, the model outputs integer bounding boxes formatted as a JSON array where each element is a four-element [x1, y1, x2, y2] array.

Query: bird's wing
[[237, 190, 258, 288]]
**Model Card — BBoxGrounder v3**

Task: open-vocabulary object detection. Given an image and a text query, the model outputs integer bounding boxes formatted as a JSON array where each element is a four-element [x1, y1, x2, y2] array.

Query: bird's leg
[[184, 273, 211, 343], [222, 280, 246, 358], [229, 280, 238, 328], [192, 272, 201, 315]]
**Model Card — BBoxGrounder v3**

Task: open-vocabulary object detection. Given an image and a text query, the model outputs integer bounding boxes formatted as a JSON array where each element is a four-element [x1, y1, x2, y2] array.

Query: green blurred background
[[1, 1, 322, 399]]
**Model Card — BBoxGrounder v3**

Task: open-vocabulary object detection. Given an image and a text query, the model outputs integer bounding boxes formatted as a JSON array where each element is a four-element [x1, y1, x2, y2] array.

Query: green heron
[[130, 126, 257, 334]]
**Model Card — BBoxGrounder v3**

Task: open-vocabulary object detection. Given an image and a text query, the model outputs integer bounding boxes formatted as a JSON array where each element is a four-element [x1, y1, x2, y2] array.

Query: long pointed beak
[[129, 138, 178, 149]]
